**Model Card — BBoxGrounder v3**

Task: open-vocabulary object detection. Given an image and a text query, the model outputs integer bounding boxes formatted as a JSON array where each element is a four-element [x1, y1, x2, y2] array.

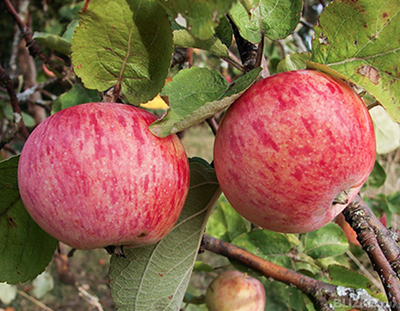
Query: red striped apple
[[205, 270, 266, 311], [213, 70, 376, 233], [18, 103, 190, 249]]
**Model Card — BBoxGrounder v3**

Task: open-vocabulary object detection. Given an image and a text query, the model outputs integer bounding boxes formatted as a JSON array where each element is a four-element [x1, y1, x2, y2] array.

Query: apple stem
[[332, 189, 349, 205], [205, 117, 219, 136], [343, 195, 400, 310], [220, 56, 247, 72], [201, 233, 389, 311]]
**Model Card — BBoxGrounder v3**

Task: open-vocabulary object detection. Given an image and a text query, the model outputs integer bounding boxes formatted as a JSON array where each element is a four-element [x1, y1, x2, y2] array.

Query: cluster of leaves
[[204, 196, 382, 311], [0, 0, 400, 310]]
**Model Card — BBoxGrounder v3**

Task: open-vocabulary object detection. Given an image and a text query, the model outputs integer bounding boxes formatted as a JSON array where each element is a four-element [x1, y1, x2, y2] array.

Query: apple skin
[[18, 103, 190, 249], [213, 70, 376, 233], [205, 270, 266, 311]]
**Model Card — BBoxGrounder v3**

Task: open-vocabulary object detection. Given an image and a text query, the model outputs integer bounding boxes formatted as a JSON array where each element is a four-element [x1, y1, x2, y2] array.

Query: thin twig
[[300, 18, 315, 30], [8, 0, 30, 77], [227, 50, 243, 68], [345, 250, 383, 292], [3, 0, 64, 74], [16, 77, 57, 102], [18, 290, 54, 311], [0, 65, 29, 139], [202, 234, 389, 311], [205, 117, 219, 136], [78, 284, 104, 311], [221, 56, 246, 72]]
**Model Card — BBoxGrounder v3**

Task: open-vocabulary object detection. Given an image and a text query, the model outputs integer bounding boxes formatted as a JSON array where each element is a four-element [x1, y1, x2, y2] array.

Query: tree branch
[[226, 15, 268, 77], [0, 65, 30, 145], [3, 0, 64, 75], [343, 195, 400, 310], [357, 196, 400, 277], [227, 15, 258, 71], [202, 234, 389, 311], [16, 77, 57, 102]]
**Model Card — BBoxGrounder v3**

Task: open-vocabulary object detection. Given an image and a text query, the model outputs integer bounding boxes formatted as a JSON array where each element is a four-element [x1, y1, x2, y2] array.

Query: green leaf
[[231, 229, 295, 268], [261, 278, 306, 311], [173, 30, 230, 57], [364, 194, 391, 226], [293, 254, 321, 276], [277, 53, 311, 73], [387, 191, 400, 214], [303, 295, 317, 311], [229, 0, 303, 43], [206, 194, 250, 242], [215, 16, 233, 47], [303, 223, 348, 259], [370, 106, 400, 154], [71, 0, 173, 105], [3, 105, 36, 127], [364, 160, 386, 189], [156, 0, 236, 40], [0, 156, 58, 284], [33, 32, 72, 55], [193, 261, 214, 272], [52, 83, 101, 114], [62, 20, 80, 42], [59, 2, 84, 20], [310, 0, 400, 122], [328, 264, 371, 289], [239, 0, 260, 14], [315, 254, 350, 271], [149, 67, 261, 137], [183, 302, 207, 311], [109, 160, 220, 311], [183, 288, 206, 306]]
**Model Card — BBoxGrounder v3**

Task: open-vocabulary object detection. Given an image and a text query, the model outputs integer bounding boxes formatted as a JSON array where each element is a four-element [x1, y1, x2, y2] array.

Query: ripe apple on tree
[[205, 270, 266, 311], [213, 70, 376, 234], [18, 103, 190, 250]]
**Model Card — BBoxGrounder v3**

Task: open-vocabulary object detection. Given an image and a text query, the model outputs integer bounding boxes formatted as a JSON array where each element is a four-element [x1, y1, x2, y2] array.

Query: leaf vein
[[327, 46, 400, 68]]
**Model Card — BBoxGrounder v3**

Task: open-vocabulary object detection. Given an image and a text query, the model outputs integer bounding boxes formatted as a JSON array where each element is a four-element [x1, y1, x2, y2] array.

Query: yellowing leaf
[[141, 94, 169, 110]]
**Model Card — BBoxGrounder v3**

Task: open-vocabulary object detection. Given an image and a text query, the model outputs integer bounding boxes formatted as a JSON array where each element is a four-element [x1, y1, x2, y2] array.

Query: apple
[[335, 213, 387, 246], [18, 102, 190, 249], [213, 70, 376, 233], [205, 270, 266, 311]]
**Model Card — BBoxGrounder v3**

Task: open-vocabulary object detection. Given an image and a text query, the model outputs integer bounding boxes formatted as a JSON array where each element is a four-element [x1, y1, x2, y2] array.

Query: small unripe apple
[[205, 270, 266, 311], [18, 103, 190, 249], [214, 70, 376, 233]]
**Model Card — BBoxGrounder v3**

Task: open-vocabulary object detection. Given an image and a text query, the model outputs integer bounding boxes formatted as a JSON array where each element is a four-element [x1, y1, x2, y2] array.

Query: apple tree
[[1, 0, 400, 310]]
